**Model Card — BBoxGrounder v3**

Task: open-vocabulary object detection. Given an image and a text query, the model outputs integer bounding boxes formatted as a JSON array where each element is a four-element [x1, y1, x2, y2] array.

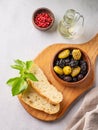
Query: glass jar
[[58, 9, 84, 39]]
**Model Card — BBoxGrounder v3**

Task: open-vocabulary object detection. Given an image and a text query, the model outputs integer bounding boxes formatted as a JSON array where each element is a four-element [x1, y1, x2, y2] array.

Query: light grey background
[[0, 0, 98, 130]]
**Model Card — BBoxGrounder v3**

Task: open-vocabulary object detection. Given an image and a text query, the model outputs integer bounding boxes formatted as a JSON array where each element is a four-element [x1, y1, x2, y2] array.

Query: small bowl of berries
[[32, 7, 55, 31], [51, 47, 92, 87]]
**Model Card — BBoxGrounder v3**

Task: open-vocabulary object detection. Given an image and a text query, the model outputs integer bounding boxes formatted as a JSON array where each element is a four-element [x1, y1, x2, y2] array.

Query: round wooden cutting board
[[19, 34, 98, 121]]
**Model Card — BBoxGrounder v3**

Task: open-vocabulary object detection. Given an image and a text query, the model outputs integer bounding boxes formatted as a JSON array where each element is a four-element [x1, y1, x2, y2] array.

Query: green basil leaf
[[25, 73, 38, 81], [11, 65, 23, 71], [7, 59, 38, 96], [6, 77, 19, 86], [15, 59, 25, 67], [26, 61, 33, 71], [12, 78, 28, 96]]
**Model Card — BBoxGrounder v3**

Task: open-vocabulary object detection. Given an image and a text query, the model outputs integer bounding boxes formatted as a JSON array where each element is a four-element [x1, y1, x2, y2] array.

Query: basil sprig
[[7, 59, 38, 96]]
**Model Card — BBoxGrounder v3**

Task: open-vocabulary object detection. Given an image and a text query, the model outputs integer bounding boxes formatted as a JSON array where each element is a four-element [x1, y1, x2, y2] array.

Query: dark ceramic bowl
[[32, 7, 55, 31], [51, 47, 92, 87]]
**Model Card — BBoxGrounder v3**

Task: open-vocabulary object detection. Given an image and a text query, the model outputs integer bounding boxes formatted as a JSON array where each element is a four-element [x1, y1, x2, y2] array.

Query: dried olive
[[72, 49, 82, 60], [53, 66, 63, 75], [78, 74, 84, 80], [69, 59, 79, 67], [79, 60, 87, 65], [59, 59, 66, 68], [80, 70, 87, 76], [80, 63, 87, 71], [63, 76, 72, 82], [58, 74, 65, 79], [72, 77, 78, 82], [58, 49, 70, 59], [55, 59, 60, 66], [64, 58, 70, 64], [63, 66, 72, 75], [71, 66, 81, 77]]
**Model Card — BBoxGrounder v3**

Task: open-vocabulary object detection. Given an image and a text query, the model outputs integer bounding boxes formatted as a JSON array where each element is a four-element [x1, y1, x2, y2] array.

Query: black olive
[[55, 59, 60, 66], [80, 70, 87, 76], [81, 64, 87, 71], [63, 76, 72, 82], [79, 60, 87, 65], [59, 59, 67, 68], [72, 77, 78, 82], [69, 59, 79, 67], [78, 74, 84, 80], [58, 74, 65, 80], [64, 58, 70, 64]]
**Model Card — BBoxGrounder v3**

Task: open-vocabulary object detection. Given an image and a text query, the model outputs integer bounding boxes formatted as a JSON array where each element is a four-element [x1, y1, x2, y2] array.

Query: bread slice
[[30, 63, 63, 105], [28, 80, 63, 105], [30, 63, 48, 82], [19, 85, 60, 114]]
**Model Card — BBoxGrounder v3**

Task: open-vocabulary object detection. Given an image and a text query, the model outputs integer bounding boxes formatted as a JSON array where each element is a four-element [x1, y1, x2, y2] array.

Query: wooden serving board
[[19, 34, 98, 121]]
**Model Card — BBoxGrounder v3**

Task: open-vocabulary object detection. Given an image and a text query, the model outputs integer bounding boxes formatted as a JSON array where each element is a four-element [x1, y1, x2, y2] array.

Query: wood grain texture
[[18, 34, 98, 121]]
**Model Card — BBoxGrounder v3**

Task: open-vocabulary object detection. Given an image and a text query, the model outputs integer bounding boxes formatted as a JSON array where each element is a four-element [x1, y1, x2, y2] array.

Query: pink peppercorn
[[34, 12, 52, 28]]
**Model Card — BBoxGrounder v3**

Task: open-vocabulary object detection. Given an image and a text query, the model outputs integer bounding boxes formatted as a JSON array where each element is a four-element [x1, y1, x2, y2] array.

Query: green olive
[[63, 66, 72, 75], [72, 49, 82, 60], [58, 49, 70, 59], [53, 66, 63, 75], [71, 66, 81, 77]]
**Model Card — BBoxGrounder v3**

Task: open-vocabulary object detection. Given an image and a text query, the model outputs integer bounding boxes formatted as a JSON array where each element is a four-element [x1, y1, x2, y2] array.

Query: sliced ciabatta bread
[[30, 63, 48, 82], [28, 80, 63, 105], [19, 85, 60, 114], [29, 63, 63, 105]]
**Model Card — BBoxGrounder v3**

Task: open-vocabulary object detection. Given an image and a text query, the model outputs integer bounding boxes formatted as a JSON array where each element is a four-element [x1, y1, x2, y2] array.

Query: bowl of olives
[[51, 47, 91, 86]]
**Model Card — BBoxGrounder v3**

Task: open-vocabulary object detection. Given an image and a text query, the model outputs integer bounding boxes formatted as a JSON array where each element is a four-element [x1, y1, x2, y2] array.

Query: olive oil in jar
[[58, 9, 84, 39]]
